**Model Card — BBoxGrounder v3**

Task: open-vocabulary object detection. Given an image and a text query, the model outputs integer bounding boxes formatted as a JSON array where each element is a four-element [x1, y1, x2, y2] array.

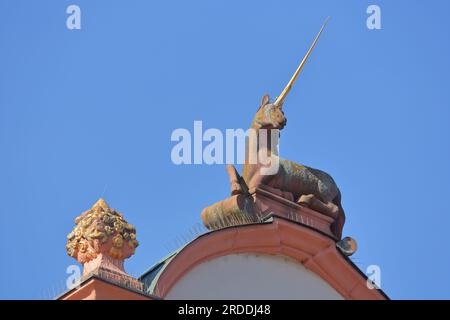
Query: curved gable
[[141, 217, 387, 300], [166, 253, 343, 299]]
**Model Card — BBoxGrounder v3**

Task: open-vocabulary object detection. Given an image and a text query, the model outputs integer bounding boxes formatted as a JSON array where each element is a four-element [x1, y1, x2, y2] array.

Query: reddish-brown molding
[[59, 277, 154, 300], [152, 217, 387, 300]]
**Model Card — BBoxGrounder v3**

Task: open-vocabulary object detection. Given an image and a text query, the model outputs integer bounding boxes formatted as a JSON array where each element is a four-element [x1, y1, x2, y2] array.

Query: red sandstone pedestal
[[251, 186, 336, 239], [201, 185, 338, 240]]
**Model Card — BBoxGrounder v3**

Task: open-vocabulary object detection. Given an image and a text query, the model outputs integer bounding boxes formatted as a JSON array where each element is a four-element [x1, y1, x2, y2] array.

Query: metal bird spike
[[274, 17, 329, 108]]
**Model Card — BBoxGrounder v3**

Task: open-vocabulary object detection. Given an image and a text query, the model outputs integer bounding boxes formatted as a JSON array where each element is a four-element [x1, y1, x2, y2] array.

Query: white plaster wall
[[165, 253, 343, 300]]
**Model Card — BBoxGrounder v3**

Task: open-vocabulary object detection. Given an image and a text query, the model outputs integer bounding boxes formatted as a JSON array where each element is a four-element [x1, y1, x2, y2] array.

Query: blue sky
[[1, 0, 449, 299]]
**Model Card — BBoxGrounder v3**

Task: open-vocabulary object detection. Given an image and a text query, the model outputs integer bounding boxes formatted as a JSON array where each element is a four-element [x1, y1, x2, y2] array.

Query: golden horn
[[274, 17, 329, 107]]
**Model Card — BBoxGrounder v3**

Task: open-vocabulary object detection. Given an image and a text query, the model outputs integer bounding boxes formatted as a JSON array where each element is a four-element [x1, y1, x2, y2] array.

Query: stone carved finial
[[66, 198, 139, 277]]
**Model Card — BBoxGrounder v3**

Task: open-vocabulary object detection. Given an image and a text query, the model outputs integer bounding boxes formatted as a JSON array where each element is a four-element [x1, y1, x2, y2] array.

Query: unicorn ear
[[260, 94, 270, 107]]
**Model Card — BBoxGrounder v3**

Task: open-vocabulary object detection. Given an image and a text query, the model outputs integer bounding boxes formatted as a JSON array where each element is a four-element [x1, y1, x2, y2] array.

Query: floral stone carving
[[66, 198, 139, 267]]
